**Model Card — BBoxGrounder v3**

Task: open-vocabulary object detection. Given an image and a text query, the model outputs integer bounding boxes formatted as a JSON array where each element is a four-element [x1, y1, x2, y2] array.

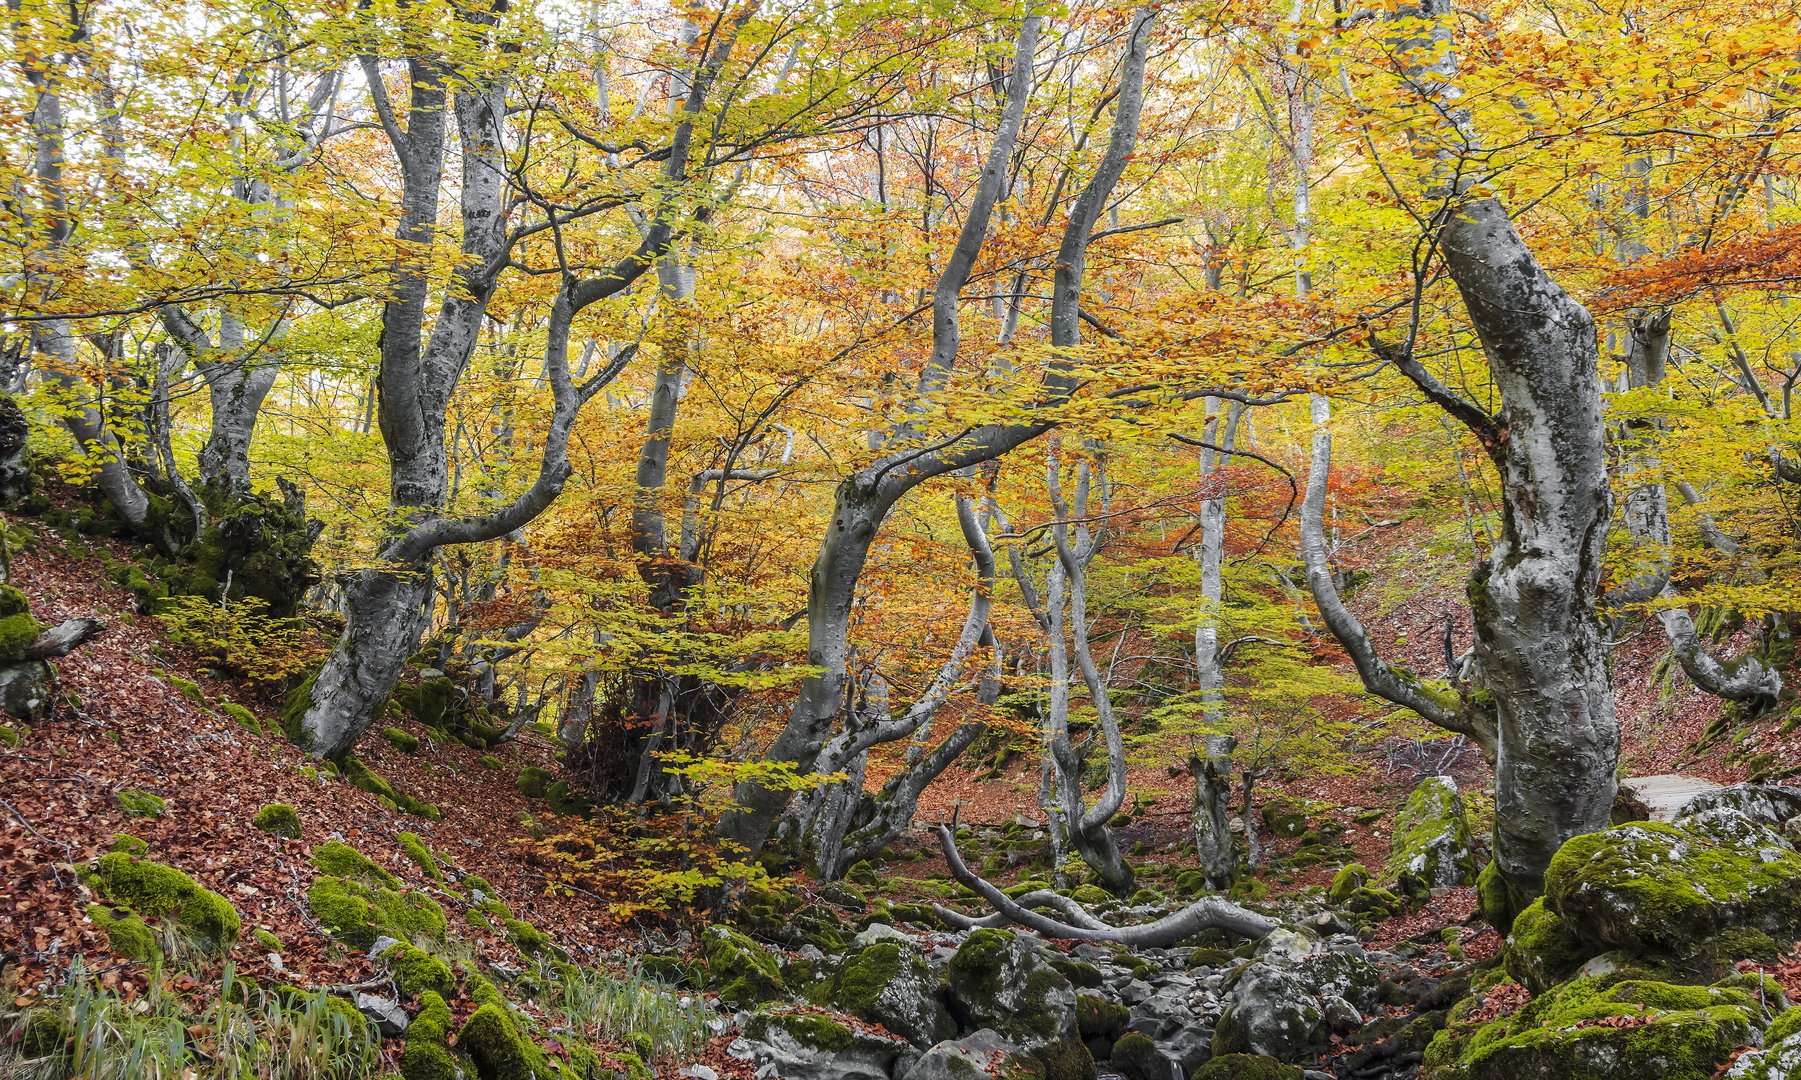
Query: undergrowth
[[528, 957, 715, 1060], [0, 959, 380, 1080]]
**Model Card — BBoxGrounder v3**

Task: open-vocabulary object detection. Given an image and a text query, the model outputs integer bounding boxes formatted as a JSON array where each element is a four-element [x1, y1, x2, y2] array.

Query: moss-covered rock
[[515, 767, 552, 799], [1328, 862, 1370, 904], [383, 941, 454, 999], [86, 903, 159, 961], [343, 758, 440, 819], [1108, 1032, 1171, 1080], [398, 991, 463, 1080], [478, 754, 503, 770], [114, 788, 166, 818], [1075, 992, 1127, 1043], [1504, 898, 1595, 995], [458, 1002, 558, 1080], [398, 832, 443, 881], [1545, 810, 1801, 956], [1434, 975, 1765, 1080], [819, 937, 953, 1047], [92, 852, 239, 951], [1476, 859, 1518, 936], [946, 928, 1078, 1044], [219, 701, 262, 734], [311, 840, 401, 888], [0, 610, 45, 662], [1384, 775, 1476, 896], [253, 803, 302, 839], [698, 926, 787, 1007], [109, 832, 149, 856], [306, 876, 447, 949], [504, 918, 548, 955], [1189, 1054, 1302, 1080], [384, 726, 421, 752]]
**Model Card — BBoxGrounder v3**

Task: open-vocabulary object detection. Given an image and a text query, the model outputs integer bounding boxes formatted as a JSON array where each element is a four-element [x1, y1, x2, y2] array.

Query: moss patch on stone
[[305, 875, 447, 950], [1503, 897, 1594, 995], [252, 803, 302, 839], [310, 840, 400, 888], [92, 852, 239, 951], [86, 903, 159, 961], [383, 726, 420, 752], [384, 941, 454, 999], [398, 832, 442, 881], [699, 926, 786, 1008], [114, 788, 166, 818], [398, 991, 462, 1080]]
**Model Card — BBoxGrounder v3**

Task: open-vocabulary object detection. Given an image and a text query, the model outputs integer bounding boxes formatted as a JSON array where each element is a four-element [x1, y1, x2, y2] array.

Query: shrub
[[155, 594, 325, 684]]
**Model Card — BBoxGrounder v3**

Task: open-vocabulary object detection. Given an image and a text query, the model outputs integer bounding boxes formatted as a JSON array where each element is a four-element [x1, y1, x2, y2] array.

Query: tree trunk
[[295, 566, 434, 756], [1191, 734, 1236, 888]]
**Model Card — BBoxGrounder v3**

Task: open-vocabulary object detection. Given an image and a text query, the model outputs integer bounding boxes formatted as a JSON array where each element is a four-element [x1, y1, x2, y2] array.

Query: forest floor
[[2, 510, 1795, 1073]]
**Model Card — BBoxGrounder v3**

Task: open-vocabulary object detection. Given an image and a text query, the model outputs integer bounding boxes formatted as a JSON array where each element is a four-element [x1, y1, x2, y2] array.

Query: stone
[[1676, 782, 1801, 827], [1430, 976, 1767, 1080], [1545, 811, 1801, 956], [946, 929, 1078, 1044], [820, 937, 954, 1047], [354, 992, 409, 1037], [852, 922, 913, 949], [1212, 933, 1382, 1063], [738, 1008, 912, 1080], [1383, 776, 1476, 897]]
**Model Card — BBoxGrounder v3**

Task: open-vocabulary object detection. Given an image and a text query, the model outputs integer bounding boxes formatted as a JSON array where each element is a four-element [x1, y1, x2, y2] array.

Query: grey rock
[[368, 935, 402, 959], [354, 993, 408, 1037], [1212, 933, 1382, 1062], [737, 1010, 911, 1080], [852, 922, 913, 948]]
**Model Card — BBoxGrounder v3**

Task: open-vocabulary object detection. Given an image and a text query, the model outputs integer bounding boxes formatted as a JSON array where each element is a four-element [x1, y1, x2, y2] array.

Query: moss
[[253, 803, 302, 839], [1328, 862, 1370, 904], [699, 926, 786, 1007], [218, 701, 263, 735], [468, 909, 497, 933], [744, 1009, 855, 1052], [1384, 775, 1476, 896], [1110, 1032, 1170, 1080], [1075, 993, 1127, 1039], [109, 832, 149, 856], [16, 1007, 71, 1058], [92, 852, 239, 950], [1504, 898, 1594, 994], [458, 1002, 558, 1080], [386, 941, 454, 999], [253, 927, 283, 952], [311, 841, 401, 888], [0, 583, 31, 618], [281, 669, 319, 747], [505, 918, 549, 955], [1439, 975, 1763, 1080], [0, 722, 20, 747], [1476, 859, 1517, 936], [1190, 1054, 1302, 1080], [0, 611, 44, 661], [398, 832, 443, 881], [87, 903, 160, 961], [398, 991, 462, 1080], [114, 788, 166, 818], [384, 726, 420, 752], [543, 779, 587, 816], [478, 754, 504, 770], [515, 767, 552, 799], [342, 758, 441, 819], [1764, 1006, 1801, 1046], [305, 876, 448, 949]]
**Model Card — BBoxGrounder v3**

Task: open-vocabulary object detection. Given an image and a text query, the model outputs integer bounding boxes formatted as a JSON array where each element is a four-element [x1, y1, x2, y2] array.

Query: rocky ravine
[[688, 779, 1801, 1080]]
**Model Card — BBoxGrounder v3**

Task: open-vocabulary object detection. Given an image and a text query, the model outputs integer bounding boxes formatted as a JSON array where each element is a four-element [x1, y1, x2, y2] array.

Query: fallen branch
[[931, 823, 1277, 946], [22, 617, 104, 660]]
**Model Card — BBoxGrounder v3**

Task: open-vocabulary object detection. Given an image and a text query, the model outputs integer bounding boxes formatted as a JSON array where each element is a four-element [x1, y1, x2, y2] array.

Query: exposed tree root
[[930, 824, 1277, 946]]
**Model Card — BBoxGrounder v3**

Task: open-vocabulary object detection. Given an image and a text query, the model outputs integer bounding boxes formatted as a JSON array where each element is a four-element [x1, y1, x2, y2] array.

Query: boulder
[[1212, 929, 1381, 1063], [1108, 1031, 1174, 1080], [902, 1029, 1092, 1080], [1726, 1008, 1801, 1079], [737, 1008, 913, 1080], [946, 929, 1077, 1043], [699, 926, 787, 1008], [1427, 975, 1769, 1080], [1191, 1055, 1302, 1080], [1677, 783, 1801, 828], [1384, 776, 1476, 896], [819, 937, 954, 1047], [1502, 898, 1594, 995], [1545, 810, 1801, 956]]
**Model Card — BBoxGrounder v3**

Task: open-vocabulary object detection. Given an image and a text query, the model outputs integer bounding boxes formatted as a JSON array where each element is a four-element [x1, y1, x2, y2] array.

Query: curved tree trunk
[[720, 9, 1158, 858]]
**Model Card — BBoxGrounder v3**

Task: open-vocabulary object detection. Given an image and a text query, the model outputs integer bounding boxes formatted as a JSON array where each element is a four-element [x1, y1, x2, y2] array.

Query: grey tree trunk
[[297, 12, 752, 757], [1191, 734, 1236, 889], [720, 9, 1157, 857]]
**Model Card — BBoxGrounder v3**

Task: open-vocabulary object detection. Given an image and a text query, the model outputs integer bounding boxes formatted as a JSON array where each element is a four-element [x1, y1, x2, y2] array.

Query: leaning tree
[[1300, 0, 1619, 910]]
